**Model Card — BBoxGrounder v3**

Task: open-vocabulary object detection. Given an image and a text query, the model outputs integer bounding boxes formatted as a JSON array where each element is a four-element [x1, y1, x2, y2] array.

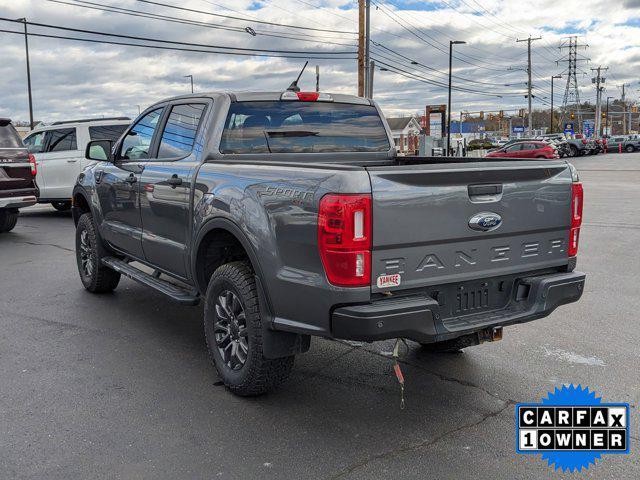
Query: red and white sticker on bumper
[[376, 273, 401, 289]]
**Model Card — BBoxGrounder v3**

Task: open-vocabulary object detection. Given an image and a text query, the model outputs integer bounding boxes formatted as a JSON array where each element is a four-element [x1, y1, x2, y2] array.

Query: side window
[[89, 124, 129, 142], [23, 131, 46, 153], [506, 144, 522, 152], [120, 109, 162, 160], [157, 104, 206, 159], [46, 128, 77, 152]]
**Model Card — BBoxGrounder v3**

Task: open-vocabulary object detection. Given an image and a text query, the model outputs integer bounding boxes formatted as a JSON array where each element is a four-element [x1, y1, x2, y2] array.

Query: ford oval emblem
[[469, 212, 502, 232]]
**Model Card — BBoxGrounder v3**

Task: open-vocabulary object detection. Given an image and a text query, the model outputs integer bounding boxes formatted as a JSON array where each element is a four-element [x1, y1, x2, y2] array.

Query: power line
[[46, 0, 357, 46], [0, 27, 356, 59], [0, 17, 356, 55], [371, 42, 524, 88], [370, 0, 516, 73], [134, 0, 357, 35], [373, 58, 527, 97]]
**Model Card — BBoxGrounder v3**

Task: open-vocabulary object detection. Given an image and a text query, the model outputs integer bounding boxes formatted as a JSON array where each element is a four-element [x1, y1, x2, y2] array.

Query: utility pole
[[315, 65, 320, 92], [591, 66, 607, 137], [605, 96, 613, 136], [364, 0, 371, 97], [551, 75, 562, 133], [367, 60, 375, 98], [447, 40, 466, 155], [17, 18, 34, 130], [516, 36, 541, 136], [620, 84, 630, 134], [357, 0, 365, 97]]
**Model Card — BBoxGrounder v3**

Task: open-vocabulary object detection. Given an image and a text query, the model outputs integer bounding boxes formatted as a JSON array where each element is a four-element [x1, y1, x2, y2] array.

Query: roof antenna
[[287, 61, 309, 92]]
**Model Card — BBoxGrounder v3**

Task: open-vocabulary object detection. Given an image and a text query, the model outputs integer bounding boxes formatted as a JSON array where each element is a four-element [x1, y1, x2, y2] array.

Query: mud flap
[[255, 274, 311, 359]]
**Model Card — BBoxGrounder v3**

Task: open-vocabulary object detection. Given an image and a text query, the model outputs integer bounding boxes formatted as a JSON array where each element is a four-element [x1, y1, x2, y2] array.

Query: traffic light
[[570, 112, 575, 120], [479, 111, 484, 120], [499, 110, 504, 119], [602, 112, 606, 118], [632, 105, 638, 113], [518, 108, 525, 118]]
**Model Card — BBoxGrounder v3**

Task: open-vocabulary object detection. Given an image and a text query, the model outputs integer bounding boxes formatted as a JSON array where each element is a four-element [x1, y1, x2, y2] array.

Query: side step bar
[[102, 256, 200, 306]]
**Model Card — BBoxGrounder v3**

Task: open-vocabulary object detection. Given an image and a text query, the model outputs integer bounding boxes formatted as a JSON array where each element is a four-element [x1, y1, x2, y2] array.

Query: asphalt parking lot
[[1, 153, 639, 479]]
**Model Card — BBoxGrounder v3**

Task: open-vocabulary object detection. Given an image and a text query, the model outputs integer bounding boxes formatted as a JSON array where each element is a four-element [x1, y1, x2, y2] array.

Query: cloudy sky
[[1, 0, 639, 123]]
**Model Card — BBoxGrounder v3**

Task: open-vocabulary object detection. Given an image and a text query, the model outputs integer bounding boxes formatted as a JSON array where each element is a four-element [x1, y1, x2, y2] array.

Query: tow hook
[[479, 326, 503, 343]]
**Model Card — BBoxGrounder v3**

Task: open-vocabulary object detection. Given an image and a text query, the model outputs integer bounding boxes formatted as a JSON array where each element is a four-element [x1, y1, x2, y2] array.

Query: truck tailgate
[[366, 159, 573, 292]]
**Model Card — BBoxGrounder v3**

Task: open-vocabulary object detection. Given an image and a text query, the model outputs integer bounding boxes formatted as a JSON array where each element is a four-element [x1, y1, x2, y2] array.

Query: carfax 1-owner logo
[[516, 385, 631, 472]]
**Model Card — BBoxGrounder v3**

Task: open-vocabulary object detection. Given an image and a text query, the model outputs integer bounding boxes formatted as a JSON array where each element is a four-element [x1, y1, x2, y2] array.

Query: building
[[386, 116, 422, 155]]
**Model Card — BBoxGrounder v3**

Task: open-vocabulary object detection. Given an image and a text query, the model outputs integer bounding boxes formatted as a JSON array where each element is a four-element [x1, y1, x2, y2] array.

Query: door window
[[23, 131, 46, 153], [505, 144, 523, 152], [120, 108, 163, 160], [46, 128, 77, 152], [157, 104, 206, 158]]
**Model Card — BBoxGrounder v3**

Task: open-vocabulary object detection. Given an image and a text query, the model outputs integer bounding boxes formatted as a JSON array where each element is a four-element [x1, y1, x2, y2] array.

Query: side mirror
[[85, 139, 114, 162]]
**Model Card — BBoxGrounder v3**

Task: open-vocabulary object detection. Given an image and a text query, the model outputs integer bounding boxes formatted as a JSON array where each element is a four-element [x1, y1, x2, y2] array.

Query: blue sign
[[516, 385, 630, 473], [512, 126, 525, 133], [583, 120, 595, 138], [564, 122, 574, 134]]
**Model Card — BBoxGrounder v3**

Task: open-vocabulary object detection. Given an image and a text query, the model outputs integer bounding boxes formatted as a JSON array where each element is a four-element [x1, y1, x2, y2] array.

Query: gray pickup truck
[[73, 91, 586, 396]]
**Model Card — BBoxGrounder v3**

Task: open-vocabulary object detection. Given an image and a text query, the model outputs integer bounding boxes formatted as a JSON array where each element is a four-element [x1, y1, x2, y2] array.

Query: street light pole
[[605, 96, 613, 136], [447, 40, 466, 156], [551, 75, 562, 133], [184, 74, 194, 93], [18, 18, 34, 130]]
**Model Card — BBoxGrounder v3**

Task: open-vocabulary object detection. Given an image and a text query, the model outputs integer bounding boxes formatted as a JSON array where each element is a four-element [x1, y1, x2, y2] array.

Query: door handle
[[167, 175, 183, 188], [468, 184, 502, 196], [66, 159, 78, 163], [124, 174, 137, 184]]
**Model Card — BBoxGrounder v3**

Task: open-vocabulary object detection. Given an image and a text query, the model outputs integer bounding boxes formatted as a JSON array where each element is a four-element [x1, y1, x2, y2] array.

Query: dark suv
[[0, 119, 38, 233]]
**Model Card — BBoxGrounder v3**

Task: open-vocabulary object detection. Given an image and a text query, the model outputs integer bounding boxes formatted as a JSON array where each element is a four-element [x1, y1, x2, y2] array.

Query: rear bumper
[[0, 195, 37, 210], [331, 271, 585, 343]]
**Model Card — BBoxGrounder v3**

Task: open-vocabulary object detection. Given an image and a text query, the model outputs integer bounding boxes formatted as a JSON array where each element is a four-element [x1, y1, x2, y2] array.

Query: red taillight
[[568, 182, 583, 257], [318, 194, 371, 287], [296, 91, 319, 101], [28, 153, 37, 176]]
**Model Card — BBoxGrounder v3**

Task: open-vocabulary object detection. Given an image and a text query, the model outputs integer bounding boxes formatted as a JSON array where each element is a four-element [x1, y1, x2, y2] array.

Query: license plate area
[[429, 277, 515, 319]]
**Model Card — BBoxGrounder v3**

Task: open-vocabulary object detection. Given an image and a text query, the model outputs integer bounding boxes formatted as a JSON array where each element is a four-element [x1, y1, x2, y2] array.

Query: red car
[[486, 141, 559, 159]]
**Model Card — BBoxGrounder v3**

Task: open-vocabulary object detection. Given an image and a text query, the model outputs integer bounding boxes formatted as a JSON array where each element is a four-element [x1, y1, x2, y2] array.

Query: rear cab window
[[220, 101, 390, 154]]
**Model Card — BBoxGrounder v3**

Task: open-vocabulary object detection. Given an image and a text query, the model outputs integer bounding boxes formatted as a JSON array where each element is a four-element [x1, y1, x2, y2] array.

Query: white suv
[[23, 118, 131, 210]]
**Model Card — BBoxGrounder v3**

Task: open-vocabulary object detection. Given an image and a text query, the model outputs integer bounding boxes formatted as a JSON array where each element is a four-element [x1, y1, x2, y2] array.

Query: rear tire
[[569, 145, 578, 157], [52, 201, 72, 211], [0, 209, 18, 233], [420, 334, 480, 353], [626, 145, 635, 153], [75, 212, 121, 293], [204, 261, 294, 396]]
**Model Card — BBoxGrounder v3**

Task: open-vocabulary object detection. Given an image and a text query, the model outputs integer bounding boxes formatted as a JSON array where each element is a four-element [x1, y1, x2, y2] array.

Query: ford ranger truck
[[72, 91, 585, 396]]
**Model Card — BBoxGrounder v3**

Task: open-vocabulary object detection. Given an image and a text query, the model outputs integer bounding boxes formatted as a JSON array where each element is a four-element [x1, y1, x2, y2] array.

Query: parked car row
[[22, 118, 130, 210], [0, 117, 131, 232]]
